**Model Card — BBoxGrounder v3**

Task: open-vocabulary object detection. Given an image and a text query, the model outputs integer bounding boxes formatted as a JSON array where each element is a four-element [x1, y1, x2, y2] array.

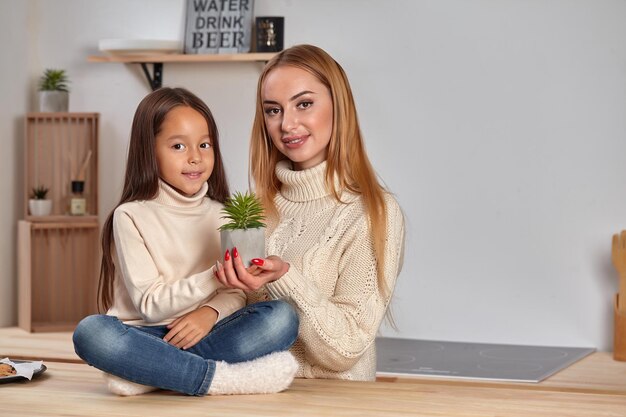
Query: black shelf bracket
[[140, 63, 163, 91]]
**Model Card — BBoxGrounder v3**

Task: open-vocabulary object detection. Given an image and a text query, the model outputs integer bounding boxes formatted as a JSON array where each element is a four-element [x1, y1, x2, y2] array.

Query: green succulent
[[38, 69, 70, 92], [218, 191, 266, 231], [31, 185, 49, 200]]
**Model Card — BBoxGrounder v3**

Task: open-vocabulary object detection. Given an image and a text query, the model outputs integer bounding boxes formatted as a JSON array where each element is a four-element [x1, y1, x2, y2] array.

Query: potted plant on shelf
[[38, 68, 70, 112], [219, 191, 266, 267], [28, 185, 52, 216]]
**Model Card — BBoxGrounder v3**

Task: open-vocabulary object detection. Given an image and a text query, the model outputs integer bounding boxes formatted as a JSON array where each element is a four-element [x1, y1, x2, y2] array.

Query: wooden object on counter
[[615, 294, 626, 361], [3, 361, 626, 417], [611, 231, 626, 314]]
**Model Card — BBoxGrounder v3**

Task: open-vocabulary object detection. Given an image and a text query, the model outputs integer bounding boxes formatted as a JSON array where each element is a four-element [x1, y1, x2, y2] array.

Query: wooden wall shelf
[[87, 52, 276, 90], [25, 217, 99, 226], [87, 52, 276, 63]]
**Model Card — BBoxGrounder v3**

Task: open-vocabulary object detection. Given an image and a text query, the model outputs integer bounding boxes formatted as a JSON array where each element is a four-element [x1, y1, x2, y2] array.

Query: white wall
[[0, 0, 35, 328], [1, 0, 625, 351]]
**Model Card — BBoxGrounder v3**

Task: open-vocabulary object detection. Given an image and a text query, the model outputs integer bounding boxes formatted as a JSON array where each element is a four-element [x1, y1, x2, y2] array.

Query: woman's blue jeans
[[73, 300, 298, 396]]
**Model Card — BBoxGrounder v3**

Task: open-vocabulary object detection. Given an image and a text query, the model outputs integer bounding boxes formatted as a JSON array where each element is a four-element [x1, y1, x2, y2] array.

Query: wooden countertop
[[3, 361, 626, 417], [3, 326, 626, 416], [0, 327, 77, 363]]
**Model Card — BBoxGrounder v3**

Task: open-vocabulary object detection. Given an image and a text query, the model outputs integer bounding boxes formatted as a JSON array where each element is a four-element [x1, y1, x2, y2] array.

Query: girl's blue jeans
[[73, 300, 298, 396]]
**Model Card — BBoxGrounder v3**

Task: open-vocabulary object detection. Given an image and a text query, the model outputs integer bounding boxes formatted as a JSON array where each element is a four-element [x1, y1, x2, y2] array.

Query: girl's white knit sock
[[102, 351, 297, 396], [103, 372, 158, 396], [208, 351, 298, 395]]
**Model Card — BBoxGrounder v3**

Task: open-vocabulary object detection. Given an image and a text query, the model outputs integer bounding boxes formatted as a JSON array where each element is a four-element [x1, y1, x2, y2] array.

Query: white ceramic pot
[[28, 199, 52, 216], [38, 91, 69, 112], [220, 227, 265, 267]]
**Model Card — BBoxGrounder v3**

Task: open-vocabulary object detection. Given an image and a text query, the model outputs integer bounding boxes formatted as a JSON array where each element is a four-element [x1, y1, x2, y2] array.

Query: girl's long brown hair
[[97, 87, 230, 311], [249, 44, 391, 298]]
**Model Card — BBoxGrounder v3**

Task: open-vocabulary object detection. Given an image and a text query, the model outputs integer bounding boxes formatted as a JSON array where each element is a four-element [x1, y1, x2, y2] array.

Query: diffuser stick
[[77, 150, 92, 181]]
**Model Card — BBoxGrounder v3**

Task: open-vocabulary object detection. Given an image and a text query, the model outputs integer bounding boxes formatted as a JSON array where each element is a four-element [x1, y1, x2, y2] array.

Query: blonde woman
[[216, 44, 405, 381]]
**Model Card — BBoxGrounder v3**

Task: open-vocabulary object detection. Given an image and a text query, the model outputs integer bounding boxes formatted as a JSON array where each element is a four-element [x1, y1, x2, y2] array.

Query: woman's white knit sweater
[[107, 180, 245, 326], [248, 161, 405, 381]]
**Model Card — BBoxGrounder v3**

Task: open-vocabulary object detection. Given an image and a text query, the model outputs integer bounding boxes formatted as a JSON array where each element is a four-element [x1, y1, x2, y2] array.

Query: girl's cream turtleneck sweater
[[107, 180, 245, 326]]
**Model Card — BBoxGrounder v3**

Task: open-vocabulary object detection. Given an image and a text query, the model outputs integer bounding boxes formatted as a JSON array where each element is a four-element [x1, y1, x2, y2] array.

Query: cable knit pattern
[[107, 180, 245, 326], [247, 161, 405, 381]]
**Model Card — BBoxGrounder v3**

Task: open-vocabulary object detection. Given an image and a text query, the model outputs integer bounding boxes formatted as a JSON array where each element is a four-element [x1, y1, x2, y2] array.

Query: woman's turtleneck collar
[[275, 160, 334, 202], [153, 179, 208, 208]]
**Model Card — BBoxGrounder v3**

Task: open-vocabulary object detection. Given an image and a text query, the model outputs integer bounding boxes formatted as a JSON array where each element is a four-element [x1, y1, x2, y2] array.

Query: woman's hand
[[163, 306, 218, 350], [215, 247, 289, 291]]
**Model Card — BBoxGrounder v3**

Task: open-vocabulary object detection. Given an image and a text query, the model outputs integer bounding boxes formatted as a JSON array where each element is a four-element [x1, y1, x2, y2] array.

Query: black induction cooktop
[[376, 337, 595, 383]]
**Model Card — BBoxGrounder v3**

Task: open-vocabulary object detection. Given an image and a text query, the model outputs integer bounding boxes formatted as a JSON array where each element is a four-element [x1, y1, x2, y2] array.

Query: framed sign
[[184, 0, 254, 54]]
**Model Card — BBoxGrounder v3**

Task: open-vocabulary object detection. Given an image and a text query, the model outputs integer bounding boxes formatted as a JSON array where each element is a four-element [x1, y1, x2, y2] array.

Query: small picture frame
[[255, 16, 284, 52]]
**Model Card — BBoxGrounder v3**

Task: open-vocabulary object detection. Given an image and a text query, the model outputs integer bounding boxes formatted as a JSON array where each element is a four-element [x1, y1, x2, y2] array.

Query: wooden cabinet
[[18, 113, 100, 332]]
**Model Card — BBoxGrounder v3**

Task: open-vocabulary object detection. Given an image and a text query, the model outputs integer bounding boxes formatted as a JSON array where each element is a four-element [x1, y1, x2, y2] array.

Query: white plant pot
[[38, 91, 69, 112], [29, 199, 53, 216], [220, 228, 265, 267]]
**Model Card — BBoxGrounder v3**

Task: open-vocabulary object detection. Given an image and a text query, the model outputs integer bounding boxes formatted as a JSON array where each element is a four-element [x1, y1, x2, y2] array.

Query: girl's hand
[[163, 306, 218, 350], [215, 248, 289, 291]]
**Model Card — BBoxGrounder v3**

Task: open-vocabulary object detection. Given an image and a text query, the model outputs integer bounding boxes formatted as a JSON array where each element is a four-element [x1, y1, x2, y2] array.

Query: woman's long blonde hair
[[250, 44, 390, 297]]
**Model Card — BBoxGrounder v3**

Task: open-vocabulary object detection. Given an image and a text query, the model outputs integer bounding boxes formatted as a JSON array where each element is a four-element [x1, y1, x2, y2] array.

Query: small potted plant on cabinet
[[38, 68, 70, 112], [29, 185, 52, 216], [219, 191, 266, 267]]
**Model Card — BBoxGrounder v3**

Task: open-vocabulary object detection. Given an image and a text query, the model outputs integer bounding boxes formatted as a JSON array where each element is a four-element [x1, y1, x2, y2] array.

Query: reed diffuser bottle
[[69, 180, 86, 215], [69, 150, 92, 216]]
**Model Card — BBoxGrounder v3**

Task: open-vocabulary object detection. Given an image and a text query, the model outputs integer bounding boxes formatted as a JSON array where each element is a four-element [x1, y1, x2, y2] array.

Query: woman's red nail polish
[[251, 258, 264, 266], [233, 247, 239, 258], [224, 249, 230, 261]]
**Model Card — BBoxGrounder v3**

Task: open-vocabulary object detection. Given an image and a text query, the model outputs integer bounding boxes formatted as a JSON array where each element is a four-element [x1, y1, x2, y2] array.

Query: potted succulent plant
[[29, 185, 52, 216], [219, 191, 266, 267], [38, 69, 70, 112]]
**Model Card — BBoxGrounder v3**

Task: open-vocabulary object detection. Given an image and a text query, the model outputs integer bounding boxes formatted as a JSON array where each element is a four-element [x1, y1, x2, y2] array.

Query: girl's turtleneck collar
[[275, 160, 334, 202], [153, 179, 208, 207]]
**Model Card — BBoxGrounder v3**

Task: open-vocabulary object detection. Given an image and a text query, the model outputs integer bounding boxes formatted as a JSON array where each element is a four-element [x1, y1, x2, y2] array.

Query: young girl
[[216, 44, 406, 381], [73, 87, 298, 396]]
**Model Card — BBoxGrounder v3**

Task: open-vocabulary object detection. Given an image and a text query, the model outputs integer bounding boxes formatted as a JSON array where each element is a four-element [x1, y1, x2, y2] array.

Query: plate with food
[[0, 359, 47, 384]]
